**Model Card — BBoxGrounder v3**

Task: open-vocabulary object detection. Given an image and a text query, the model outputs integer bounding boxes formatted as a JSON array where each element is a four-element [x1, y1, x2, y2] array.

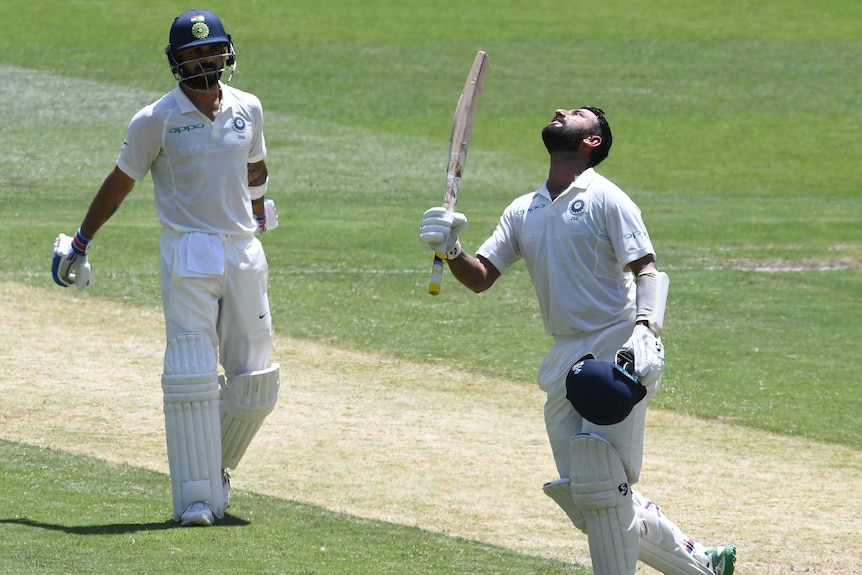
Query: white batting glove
[[419, 207, 467, 259], [618, 324, 664, 385], [52, 229, 92, 290], [254, 199, 279, 236]]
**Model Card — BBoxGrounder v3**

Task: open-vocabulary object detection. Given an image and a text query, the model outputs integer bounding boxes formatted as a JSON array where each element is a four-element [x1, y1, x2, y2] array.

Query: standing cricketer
[[419, 106, 735, 575], [52, 9, 281, 527]]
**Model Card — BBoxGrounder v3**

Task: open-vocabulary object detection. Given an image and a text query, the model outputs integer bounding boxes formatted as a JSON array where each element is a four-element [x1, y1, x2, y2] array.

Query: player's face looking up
[[541, 108, 600, 153], [541, 107, 612, 167]]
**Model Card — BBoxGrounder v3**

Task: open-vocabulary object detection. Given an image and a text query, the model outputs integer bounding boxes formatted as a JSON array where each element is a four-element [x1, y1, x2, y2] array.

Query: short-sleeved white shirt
[[477, 168, 654, 336], [117, 83, 266, 236]]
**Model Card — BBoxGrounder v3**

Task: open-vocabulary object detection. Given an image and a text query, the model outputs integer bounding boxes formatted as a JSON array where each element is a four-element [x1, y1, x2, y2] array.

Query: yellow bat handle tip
[[428, 252, 445, 295]]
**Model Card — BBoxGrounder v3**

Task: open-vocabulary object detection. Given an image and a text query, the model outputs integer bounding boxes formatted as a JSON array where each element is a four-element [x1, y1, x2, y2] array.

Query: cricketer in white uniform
[[52, 10, 281, 527], [419, 107, 735, 575]]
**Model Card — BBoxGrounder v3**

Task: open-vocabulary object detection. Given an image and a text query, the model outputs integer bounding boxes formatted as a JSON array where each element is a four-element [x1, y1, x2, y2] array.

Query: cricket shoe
[[705, 545, 736, 575], [180, 502, 214, 527]]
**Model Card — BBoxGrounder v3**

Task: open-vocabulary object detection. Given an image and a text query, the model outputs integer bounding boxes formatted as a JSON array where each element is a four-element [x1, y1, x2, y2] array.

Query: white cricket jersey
[[117, 83, 266, 236], [477, 168, 654, 336]]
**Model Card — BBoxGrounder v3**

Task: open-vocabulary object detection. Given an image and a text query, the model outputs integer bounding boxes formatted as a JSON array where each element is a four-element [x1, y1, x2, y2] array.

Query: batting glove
[[254, 199, 279, 236], [419, 207, 467, 259], [617, 324, 664, 386], [52, 229, 92, 290]]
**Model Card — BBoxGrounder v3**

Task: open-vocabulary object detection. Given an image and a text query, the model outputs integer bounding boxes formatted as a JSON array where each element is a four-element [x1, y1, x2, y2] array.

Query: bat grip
[[428, 252, 445, 295]]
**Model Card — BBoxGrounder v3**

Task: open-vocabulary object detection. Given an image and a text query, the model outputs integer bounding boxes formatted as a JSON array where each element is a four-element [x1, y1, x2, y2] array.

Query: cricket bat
[[428, 50, 490, 296]]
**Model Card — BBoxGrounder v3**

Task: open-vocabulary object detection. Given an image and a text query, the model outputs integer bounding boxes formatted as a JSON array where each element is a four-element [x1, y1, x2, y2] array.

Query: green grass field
[[0, 441, 571, 575], [1, 0, 861, 573]]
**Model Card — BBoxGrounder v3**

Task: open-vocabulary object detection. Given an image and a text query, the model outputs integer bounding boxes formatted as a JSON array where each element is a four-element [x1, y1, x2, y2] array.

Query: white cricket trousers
[[160, 230, 273, 378]]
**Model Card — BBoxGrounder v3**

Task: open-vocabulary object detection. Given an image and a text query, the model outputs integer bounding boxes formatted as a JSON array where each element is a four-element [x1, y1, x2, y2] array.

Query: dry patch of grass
[[1, 282, 860, 574]]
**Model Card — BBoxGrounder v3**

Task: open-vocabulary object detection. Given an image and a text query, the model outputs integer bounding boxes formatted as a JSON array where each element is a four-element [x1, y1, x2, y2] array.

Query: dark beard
[[180, 61, 223, 92], [182, 69, 222, 92], [541, 123, 592, 154]]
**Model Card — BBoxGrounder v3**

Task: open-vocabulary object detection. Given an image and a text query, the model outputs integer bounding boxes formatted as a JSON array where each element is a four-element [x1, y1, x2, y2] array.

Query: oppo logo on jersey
[[516, 203, 546, 216], [169, 123, 206, 134]]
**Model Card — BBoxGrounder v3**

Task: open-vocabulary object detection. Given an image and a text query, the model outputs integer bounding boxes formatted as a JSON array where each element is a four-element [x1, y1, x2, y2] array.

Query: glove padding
[[617, 324, 664, 386], [52, 233, 91, 290], [419, 207, 467, 258], [254, 199, 279, 236]]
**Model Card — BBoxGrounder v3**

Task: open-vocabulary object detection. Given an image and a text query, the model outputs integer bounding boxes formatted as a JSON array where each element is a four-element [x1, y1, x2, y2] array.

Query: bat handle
[[428, 252, 445, 295]]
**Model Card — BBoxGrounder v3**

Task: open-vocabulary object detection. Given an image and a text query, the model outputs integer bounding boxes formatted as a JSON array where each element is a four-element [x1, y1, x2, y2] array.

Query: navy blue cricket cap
[[167, 9, 231, 56], [565, 355, 647, 425]]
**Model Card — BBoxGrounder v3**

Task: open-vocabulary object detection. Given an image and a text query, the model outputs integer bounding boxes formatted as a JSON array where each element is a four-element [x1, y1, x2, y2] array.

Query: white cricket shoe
[[180, 502, 214, 527]]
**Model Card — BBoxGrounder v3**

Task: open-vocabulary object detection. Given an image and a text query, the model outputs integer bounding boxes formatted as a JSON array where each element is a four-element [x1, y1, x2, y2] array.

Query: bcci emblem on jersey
[[232, 117, 247, 133], [568, 197, 586, 219]]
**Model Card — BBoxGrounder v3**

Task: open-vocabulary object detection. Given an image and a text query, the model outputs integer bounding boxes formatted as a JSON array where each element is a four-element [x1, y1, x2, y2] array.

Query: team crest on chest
[[568, 197, 586, 217], [232, 117, 247, 132]]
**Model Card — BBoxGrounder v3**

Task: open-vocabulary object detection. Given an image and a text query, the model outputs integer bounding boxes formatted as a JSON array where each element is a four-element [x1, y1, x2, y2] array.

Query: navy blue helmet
[[165, 10, 235, 87], [565, 354, 647, 425]]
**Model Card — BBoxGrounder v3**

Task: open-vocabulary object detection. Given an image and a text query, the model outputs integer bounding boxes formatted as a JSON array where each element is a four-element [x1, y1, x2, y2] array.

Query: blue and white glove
[[419, 206, 467, 260], [617, 324, 664, 386], [52, 229, 91, 290]]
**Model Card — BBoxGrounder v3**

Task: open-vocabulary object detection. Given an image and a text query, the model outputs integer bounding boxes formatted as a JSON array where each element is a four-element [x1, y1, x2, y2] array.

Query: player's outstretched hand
[[52, 230, 91, 290], [419, 207, 467, 258], [618, 324, 664, 385]]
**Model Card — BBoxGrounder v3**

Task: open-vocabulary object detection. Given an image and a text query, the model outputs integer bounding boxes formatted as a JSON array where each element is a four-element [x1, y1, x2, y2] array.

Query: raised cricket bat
[[428, 50, 490, 296]]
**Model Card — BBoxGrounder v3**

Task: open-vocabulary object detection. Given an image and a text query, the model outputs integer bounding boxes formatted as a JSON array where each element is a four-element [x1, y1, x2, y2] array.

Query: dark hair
[[581, 106, 613, 167]]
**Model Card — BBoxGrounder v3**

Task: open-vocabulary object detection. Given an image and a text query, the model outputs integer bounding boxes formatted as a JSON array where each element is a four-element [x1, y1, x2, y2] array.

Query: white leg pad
[[220, 363, 281, 470], [162, 333, 224, 521], [543, 478, 586, 532], [570, 433, 640, 575], [634, 491, 712, 575]]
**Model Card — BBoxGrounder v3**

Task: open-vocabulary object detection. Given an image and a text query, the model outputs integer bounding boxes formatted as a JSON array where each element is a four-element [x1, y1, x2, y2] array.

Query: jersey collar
[[172, 82, 233, 116], [539, 167, 597, 201], [571, 167, 597, 190]]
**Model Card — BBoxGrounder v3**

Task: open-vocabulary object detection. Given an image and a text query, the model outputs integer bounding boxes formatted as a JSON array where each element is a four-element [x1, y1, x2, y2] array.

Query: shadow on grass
[[0, 513, 250, 534]]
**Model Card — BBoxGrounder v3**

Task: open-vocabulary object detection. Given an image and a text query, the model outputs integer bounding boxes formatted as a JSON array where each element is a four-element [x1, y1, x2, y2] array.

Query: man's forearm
[[446, 252, 499, 293]]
